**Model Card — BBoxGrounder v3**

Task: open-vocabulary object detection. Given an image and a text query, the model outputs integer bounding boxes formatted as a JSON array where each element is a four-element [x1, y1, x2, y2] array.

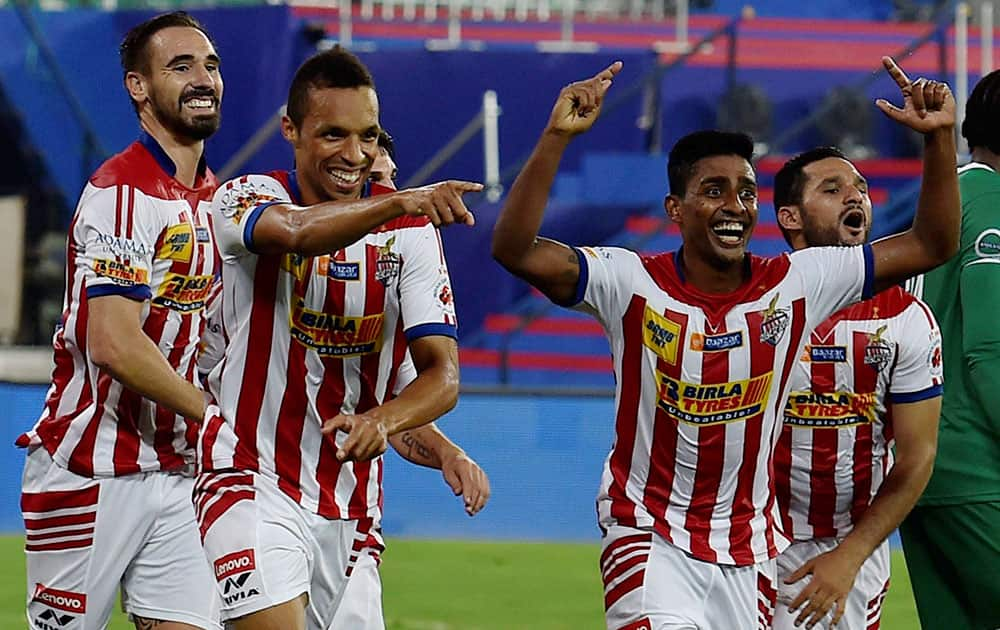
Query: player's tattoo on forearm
[[132, 617, 163, 629], [400, 430, 435, 464]]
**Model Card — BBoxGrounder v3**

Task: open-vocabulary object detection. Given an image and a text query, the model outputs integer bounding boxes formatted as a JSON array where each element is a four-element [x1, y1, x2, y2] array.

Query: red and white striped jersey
[[197, 171, 457, 522], [575, 244, 874, 566], [774, 286, 942, 541], [17, 135, 219, 477]]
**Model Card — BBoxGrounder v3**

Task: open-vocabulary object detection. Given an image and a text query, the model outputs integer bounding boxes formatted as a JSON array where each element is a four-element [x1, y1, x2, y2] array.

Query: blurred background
[[0, 0, 986, 608]]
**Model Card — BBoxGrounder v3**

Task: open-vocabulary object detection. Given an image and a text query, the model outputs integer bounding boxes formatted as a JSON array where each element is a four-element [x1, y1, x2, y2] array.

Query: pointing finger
[[882, 56, 911, 89], [595, 60, 623, 82]]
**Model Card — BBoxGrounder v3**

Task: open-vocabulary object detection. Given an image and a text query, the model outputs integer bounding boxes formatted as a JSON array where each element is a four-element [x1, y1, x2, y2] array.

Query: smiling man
[[491, 57, 959, 629], [769, 146, 943, 630], [193, 47, 480, 630], [17, 11, 224, 630]]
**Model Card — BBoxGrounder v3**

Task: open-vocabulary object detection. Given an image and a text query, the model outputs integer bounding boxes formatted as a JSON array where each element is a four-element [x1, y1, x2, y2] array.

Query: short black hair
[[773, 146, 849, 244], [963, 69, 1000, 153], [377, 129, 395, 161], [667, 130, 755, 197], [286, 46, 375, 128], [119, 11, 212, 78]]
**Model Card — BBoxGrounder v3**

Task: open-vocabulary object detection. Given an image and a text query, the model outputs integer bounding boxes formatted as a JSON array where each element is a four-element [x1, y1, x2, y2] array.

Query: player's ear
[[664, 194, 683, 225], [777, 204, 803, 232], [124, 71, 148, 107], [280, 114, 299, 144]]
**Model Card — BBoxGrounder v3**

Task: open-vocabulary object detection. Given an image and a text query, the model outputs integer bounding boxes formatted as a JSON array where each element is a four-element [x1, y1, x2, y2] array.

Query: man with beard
[[768, 146, 942, 629], [17, 12, 223, 629]]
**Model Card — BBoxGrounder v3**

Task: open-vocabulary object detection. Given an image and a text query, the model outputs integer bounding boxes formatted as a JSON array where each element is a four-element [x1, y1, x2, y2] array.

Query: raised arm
[[252, 180, 481, 256], [492, 61, 622, 305], [870, 56, 960, 293]]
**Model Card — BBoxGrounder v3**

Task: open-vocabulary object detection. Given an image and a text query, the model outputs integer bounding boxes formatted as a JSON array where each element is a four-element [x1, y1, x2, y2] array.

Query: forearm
[[260, 196, 405, 256], [911, 128, 960, 261], [95, 332, 206, 420], [372, 363, 458, 436], [389, 423, 463, 469], [492, 131, 571, 267], [836, 457, 933, 565]]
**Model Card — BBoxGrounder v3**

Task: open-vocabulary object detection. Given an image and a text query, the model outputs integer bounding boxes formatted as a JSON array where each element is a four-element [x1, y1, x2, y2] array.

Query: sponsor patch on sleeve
[[220, 180, 282, 224], [974, 228, 1000, 259], [92, 259, 148, 286]]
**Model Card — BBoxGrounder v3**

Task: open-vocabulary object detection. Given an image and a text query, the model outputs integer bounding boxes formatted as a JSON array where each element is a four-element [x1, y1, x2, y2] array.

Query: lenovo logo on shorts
[[214, 549, 261, 606], [31, 585, 86, 629], [214, 549, 256, 580]]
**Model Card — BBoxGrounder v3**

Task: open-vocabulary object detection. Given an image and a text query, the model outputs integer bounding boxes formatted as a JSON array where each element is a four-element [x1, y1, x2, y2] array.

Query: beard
[[800, 211, 869, 247], [150, 88, 221, 141]]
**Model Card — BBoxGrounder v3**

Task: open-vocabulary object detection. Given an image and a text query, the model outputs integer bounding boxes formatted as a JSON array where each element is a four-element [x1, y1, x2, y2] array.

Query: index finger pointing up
[[596, 60, 623, 82], [882, 56, 911, 89]]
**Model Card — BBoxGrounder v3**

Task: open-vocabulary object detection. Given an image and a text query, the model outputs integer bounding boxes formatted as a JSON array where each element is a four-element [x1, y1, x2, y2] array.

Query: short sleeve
[[788, 244, 874, 324], [398, 224, 458, 341], [959, 190, 1000, 272], [888, 300, 943, 403], [211, 175, 290, 260], [197, 277, 225, 379], [76, 184, 159, 302], [573, 246, 637, 327]]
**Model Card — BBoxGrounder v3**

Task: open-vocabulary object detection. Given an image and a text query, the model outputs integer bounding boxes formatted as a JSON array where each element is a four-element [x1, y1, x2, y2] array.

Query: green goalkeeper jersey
[[908, 162, 1000, 505]]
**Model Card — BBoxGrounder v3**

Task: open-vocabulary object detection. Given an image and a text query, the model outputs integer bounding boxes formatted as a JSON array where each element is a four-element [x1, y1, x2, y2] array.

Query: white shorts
[[21, 446, 221, 630], [601, 524, 777, 630], [774, 538, 890, 630], [194, 470, 385, 628]]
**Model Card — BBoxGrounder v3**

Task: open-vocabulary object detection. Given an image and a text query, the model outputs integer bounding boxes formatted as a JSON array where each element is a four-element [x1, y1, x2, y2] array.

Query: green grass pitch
[[0, 536, 920, 628]]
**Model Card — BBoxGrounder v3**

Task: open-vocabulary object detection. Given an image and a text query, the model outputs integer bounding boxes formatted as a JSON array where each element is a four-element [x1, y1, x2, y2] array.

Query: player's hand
[[322, 413, 389, 462], [440, 450, 490, 516], [394, 181, 482, 228], [876, 56, 955, 134], [545, 61, 623, 138], [785, 548, 863, 628]]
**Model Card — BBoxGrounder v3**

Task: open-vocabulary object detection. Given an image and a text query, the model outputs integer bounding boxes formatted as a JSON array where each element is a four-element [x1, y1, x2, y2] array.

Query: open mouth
[[841, 208, 867, 234], [327, 168, 363, 189], [182, 95, 216, 113], [711, 220, 746, 245]]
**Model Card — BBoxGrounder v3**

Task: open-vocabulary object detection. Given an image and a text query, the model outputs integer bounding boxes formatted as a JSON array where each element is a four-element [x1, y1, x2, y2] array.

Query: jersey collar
[[138, 131, 208, 181]]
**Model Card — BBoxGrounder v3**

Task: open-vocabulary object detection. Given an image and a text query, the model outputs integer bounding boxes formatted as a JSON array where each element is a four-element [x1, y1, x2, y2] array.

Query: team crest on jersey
[[656, 371, 772, 426], [928, 330, 943, 379], [214, 550, 262, 607], [153, 273, 213, 312], [157, 223, 194, 261], [758, 294, 790, 346], [862, 325, 893, 373], [642, 306, 681, 364], [30, 584, 86, 630], [690, 331, 743, 352], [92, 259, 148, 286], [784, 390, 878, 428], [802, 345, 848, 363], [434, 273, 456, 316], [289, 299, 384, 356], [373, 236, 401, 285], [220, 181, 281, 224]]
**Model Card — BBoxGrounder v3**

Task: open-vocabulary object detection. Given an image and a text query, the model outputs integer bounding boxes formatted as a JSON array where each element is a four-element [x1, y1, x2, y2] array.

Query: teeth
[[329, 170, 361, 186], [185, 98, 213, 108], [712, 221, 744, 245]]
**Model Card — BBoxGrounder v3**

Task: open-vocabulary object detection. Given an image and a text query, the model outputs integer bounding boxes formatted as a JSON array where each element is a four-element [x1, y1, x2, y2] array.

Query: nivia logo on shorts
[[214, 550, 261, 606], [36, 608, 76, 628]]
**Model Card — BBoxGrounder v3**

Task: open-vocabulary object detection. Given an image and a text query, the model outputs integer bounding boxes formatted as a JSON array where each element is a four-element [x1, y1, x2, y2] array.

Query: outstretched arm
[[252, 181, 481, 256], [871, 56, 960, 293], [492, 61, 622, 305]]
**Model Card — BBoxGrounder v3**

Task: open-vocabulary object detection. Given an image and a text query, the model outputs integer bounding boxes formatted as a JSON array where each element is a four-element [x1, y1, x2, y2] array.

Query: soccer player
[[899, 69, 1000, 630], [491, 57, 958, 629], [369, 129, 398, 188], [193, 48, 480, 629], [768, 146, 942, 630], [16, 12, 223, 630]]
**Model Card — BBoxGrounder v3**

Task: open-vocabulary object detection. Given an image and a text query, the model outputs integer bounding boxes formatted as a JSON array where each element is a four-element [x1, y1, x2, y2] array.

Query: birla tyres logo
[[31, 584, 86, 629], [214, 549, 261, 606], [784, 390, 879, 428], [656, 372, 773, 426], [288, 299, 384, 357]]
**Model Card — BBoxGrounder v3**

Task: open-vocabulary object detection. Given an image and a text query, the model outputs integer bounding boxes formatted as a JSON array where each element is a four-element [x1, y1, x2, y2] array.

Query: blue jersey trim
[[405, 322, 458, 342], [553, 247, 588, 307], [243, 201, 282, 254], [87, 283, 151, 301], [862, 243, 875, 300], [889, 384, 942, 404], [139, 132, 207, 178]]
